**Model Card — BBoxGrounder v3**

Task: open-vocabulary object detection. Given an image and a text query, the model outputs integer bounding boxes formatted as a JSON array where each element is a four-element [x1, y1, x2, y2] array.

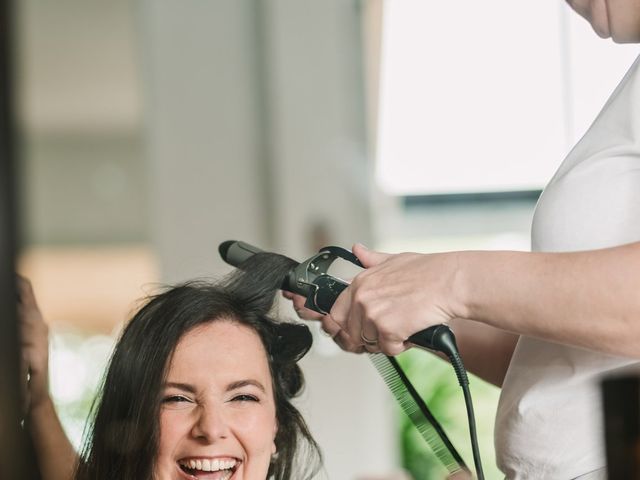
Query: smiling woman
[[23, 254, 322, 480], [158, 321, 283, 480]]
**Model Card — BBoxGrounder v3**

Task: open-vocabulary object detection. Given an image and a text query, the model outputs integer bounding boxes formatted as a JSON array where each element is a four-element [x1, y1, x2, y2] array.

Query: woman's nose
[[190, 404, 230, 441]]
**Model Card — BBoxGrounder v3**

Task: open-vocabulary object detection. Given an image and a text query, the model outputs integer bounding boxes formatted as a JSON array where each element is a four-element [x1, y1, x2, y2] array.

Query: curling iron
[[219, 240, 484, 479], [219, 241, 457, 353]]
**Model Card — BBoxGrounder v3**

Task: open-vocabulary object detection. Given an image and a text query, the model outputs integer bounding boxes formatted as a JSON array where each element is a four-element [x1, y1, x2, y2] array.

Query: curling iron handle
[[408, 325, 458, 357]]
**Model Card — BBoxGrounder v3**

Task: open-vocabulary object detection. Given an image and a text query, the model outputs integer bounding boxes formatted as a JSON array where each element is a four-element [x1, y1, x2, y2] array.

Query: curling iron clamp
[[219, 240, 484, 479]]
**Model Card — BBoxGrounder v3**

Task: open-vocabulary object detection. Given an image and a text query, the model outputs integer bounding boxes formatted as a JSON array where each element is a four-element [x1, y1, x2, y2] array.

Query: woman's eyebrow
[[164, 382, 197, 393], [226, 379, 266, 393]]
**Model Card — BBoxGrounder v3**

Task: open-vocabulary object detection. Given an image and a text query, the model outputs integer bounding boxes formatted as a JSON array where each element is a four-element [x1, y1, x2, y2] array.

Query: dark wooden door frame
[[0, 0, 30, 477]]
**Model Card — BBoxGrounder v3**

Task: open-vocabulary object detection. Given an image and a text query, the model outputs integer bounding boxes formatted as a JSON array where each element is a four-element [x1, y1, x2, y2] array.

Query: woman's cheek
[[229, 406, 275, 433], [158, 409, 191, 454]]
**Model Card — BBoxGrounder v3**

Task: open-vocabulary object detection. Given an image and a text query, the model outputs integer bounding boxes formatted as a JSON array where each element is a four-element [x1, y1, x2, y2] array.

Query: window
[[376, 0, 639, 196]]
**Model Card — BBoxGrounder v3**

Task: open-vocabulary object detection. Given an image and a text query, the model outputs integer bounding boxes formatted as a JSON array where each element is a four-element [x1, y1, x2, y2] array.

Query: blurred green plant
[[396, 349, 502, 479]]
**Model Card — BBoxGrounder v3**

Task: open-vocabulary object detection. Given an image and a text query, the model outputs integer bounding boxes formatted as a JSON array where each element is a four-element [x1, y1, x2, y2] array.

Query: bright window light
[[376, 0, 639, 196]]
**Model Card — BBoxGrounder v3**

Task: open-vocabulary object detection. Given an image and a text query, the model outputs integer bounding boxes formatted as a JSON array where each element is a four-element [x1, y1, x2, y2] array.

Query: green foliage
[[396, 350, 502, 479]]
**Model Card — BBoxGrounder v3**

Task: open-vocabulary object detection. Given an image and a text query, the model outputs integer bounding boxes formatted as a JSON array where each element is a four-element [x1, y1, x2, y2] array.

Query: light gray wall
[[137, 1, 393, 479], [138, 0, 269, 280], [17, 0, 146, 246], [21, 132, 148, 245], [138, 0, 373, 281], [260, 0, 372, 258]]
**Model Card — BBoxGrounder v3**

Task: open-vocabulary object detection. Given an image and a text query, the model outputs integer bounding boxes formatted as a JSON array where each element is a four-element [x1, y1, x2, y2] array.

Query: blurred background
[[13, 0, 639, 479]]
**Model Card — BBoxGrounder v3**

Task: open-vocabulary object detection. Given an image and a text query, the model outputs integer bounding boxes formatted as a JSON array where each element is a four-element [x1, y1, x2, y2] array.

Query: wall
[[138, 1, 394, 478]]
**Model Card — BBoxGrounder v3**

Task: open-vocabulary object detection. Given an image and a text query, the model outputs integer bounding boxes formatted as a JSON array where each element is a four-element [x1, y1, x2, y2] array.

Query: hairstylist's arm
[[284, 248, 519, 387], [19, 277, 78, 480], [326, 241, 640, 364]]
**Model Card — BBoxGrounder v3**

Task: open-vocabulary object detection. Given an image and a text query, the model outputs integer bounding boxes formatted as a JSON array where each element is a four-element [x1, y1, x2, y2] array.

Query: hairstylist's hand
[[19, 277, 79, 480], [327, 244, 464, 356], [18, 276, 51, 415], [282, 291, 366, 354]]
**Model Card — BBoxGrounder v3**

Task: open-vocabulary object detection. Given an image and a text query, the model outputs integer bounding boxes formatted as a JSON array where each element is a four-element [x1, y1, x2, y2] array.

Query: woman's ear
[[271, 422, 278, 455]]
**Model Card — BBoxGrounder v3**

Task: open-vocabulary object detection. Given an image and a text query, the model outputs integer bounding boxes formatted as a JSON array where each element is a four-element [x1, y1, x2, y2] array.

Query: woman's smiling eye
[[162, 395, 192, 404], [231, 394, 259, 402]]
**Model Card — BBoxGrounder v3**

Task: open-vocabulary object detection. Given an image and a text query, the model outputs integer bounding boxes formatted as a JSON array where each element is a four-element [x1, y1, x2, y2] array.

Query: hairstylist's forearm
[[448, 318, 519, 387], [28, 396, 78, 480], [461, 242, 640, 357]]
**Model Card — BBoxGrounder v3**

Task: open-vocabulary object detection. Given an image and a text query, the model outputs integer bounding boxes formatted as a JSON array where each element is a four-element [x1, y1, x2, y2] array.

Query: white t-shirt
[[494, 53, 640, 479]]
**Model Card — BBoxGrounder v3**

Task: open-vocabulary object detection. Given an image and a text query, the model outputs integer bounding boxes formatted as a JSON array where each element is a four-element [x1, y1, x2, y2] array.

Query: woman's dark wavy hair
[[75, 253, 322, 480]]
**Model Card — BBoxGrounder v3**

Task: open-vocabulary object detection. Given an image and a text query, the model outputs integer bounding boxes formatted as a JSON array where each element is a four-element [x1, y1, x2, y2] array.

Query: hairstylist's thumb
[[352, 243, 392, 268]]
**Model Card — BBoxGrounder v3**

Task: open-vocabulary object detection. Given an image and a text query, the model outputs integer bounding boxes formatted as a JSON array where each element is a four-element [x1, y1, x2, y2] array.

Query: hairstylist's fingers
[[320, 315, 342, 339], [352, 243, 393, 268], [21, 352, 30, 415], [19, 307, 48, 374], [362, 340, 381, 354], [376, 336, 407, 357], [332, 330, 365, 354], [359, 318, 380, 353], [16, 278, 50, 411], [326, 281, 352, 331], [378, 341, 410, 357], [18, 300, 47, 345], [282, 291, 324, 321], [320, 314, 364, 353], [349, 292, 407, 356], [342, 272, 375, 345], [361, 305, 407, 356], [324, 283, 369, 353], [17, 275, 38, 309]]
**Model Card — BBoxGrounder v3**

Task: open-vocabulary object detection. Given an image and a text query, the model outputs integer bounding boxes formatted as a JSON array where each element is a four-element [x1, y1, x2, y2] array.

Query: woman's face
[[155, 319, 278, 480], [566, 0, 640, 43]]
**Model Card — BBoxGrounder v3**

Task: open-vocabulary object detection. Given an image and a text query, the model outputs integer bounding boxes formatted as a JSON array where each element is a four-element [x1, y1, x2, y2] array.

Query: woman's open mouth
[[177, 457, 239, 480]]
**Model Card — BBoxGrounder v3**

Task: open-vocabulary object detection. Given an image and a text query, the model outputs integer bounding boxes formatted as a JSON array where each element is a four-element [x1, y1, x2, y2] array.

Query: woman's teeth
[[179, 458, 237, 474]]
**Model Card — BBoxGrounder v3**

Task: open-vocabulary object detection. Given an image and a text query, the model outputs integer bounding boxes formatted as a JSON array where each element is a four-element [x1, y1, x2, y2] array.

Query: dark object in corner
[[0, 0, 36, 477], [602, 375, 640, 480]]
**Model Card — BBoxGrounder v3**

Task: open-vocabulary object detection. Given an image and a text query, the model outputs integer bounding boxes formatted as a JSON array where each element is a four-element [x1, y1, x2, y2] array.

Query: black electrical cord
[[411, 325, 485, 480], [449, 351, 484, 480]]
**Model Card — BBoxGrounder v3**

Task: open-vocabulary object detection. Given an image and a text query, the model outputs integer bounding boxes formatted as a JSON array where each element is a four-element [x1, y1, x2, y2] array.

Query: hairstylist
[[289, 1, 640, 478]]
